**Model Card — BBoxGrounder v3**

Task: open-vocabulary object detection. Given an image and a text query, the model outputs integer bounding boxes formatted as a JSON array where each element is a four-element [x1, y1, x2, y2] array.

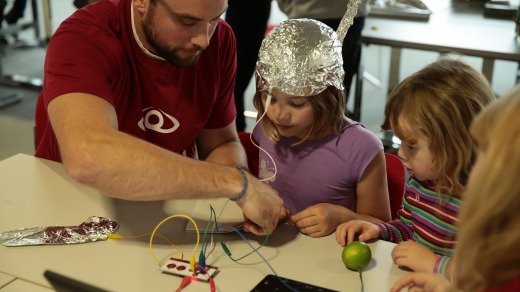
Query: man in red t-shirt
[[34, 0, 282, 235]]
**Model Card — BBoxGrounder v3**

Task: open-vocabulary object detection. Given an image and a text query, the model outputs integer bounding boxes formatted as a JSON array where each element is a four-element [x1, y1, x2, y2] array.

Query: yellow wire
[[107, 233, 184, 259], [149, 214, 200, 266]]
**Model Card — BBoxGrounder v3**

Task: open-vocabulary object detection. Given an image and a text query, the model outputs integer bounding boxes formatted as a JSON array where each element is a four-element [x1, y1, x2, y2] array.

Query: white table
[[364, 2, 519, 84], [353, 0, 520, 125], [0, 154, 408, 291]]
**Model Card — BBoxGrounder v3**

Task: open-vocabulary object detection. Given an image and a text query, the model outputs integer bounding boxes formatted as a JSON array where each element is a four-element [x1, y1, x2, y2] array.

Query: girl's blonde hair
[[450, 84, 520, 291], [381, 57, 495, 195], [253, 86, 347, 143]]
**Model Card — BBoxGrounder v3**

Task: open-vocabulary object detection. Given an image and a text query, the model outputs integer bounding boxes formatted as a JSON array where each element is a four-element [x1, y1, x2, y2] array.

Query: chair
[[237, 132, 405, 219], [384, 152, 405, 220]]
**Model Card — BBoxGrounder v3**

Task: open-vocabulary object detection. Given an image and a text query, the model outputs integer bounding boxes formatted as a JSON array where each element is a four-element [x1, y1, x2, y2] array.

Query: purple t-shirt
[[253, 121, 383, 214]]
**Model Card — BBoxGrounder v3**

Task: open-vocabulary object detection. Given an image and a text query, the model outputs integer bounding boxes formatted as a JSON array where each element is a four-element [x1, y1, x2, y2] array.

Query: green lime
[[341, 241, 372, 271]]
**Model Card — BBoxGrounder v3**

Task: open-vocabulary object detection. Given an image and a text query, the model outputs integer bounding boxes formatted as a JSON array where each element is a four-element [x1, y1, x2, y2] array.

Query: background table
[[0, 154, 409, 291], [353, 0, 520, 127], [365, 2, 519, 85]]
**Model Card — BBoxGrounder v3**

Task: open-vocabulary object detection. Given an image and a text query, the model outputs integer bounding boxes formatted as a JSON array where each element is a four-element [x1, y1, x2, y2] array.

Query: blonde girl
[[336, 57, 496, 275], [391, 84, 520, 292]]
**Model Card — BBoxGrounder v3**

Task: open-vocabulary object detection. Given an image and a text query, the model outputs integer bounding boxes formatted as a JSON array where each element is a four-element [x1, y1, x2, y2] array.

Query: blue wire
[[204, 206, 222, 259], [225, 226, 298, 292], [205, 206, 296, 291]]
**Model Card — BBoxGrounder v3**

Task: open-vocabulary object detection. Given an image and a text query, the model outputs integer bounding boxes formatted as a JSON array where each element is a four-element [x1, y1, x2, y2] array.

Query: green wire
[[211, 205, 269, 262], [201, 205, 216, 256]]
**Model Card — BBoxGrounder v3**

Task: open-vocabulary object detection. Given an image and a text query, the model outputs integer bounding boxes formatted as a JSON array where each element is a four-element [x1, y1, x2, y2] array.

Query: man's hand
[[237, 174, 283, 235]]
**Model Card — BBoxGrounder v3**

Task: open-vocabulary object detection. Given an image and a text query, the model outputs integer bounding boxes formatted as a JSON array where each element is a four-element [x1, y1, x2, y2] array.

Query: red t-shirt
[[35, 0, 237, 162]]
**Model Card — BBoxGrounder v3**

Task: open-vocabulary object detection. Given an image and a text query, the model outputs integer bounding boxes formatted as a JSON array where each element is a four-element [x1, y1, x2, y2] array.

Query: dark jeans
[[0, 0, 6, 26], [0, 0, 28, 25], [225, 0, 271, 132]]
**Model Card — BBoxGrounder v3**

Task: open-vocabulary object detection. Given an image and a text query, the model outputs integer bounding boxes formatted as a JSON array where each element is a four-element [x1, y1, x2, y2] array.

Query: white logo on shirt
[[138, 107, 180, 133]]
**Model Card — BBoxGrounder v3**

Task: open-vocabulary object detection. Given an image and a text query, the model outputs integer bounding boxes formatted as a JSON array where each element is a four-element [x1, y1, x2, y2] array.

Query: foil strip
[[337, 0, 362, 43], [0, 216, 119, 247]]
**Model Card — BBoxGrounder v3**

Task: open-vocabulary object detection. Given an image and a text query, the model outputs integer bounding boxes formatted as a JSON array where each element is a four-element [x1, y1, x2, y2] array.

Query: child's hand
[[390, 272, 450, 292], [335, 220, 380, 247], [391, 241, 438, 273], [289, 203, 343, 238], [278, 206, 291, 222]]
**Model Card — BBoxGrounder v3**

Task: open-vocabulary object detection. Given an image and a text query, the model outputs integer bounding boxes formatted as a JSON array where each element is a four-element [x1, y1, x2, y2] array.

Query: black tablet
[[43, 270, 109, 292], [250, 274, 338, 292]]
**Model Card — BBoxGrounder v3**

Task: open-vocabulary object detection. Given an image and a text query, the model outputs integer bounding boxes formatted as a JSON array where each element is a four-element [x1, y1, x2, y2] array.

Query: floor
[[0, 1, 518, 161]]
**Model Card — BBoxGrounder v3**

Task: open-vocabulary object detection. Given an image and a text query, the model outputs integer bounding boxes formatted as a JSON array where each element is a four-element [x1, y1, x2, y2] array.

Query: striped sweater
[[374, 176, 461, 274]]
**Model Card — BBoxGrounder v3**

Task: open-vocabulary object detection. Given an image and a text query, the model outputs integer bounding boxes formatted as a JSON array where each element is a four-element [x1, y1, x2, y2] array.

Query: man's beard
[[142, 12, 202, 67]]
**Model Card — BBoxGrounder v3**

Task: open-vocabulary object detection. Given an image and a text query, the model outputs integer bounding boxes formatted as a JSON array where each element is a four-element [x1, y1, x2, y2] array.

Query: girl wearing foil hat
[[251, 18, 391, 238]]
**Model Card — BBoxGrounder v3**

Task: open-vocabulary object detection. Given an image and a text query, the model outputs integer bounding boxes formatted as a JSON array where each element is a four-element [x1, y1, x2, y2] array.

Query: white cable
[[250, 91, 278, 182]]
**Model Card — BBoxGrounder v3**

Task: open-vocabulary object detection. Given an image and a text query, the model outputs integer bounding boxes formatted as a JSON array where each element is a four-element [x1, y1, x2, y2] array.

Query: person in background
[[0, 0, 27, 26], [277, 0, 369, 104], [252, 18, 391, 238], [391, 84, 520, 292], [336, 57, 496, 275], [0, 0, 27, 45], [73, 0, 99, 9], [34, 0, 283, 235], [0, 0, 5, 45], [225, 0, 272, 132]]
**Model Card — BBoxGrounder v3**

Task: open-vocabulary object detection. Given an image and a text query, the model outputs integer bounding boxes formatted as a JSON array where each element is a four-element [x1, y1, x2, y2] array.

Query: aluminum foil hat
[[256, 0, 360, 97]]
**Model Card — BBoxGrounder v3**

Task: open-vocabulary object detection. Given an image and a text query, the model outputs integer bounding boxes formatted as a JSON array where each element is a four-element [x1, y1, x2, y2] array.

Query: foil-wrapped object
[[0, 216, 119, 247], [256, 18, 344, 97], [255, 0, 361, 97], [337, 0, 362, 44]]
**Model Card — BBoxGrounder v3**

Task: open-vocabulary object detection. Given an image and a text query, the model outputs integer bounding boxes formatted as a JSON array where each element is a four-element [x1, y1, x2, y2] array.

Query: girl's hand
[[391, 241, 438, 273], [289, 203, 344, 238], [391, 272, 450, 292], [335, 220, 380, 247], [278, 206, 291, 222]]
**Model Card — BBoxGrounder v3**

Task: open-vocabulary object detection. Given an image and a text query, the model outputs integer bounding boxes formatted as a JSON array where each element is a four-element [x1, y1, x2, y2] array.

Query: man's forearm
[[62, 130, 243, 202], [203, 140, 248, 169]]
